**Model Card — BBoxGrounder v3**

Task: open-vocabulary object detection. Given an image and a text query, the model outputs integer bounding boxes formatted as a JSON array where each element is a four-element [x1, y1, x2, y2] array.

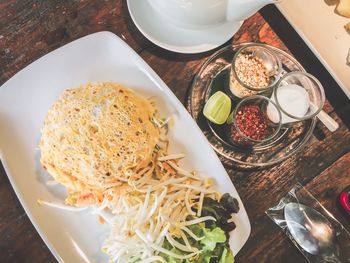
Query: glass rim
[[232, 95, 283, 143], [273, 71, 325, 121], [231, 43, 283, 92]]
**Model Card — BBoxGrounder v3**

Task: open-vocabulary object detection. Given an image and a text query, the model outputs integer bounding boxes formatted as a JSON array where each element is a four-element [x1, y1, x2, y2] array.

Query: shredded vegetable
[[100, 144, 219, 262]]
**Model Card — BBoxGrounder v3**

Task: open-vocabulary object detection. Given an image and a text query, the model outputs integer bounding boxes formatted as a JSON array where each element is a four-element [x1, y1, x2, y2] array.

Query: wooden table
[[0, 1, 349, 262]]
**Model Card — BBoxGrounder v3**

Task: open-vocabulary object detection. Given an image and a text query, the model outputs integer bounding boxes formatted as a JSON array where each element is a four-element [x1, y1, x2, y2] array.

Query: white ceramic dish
[[0, 31, 250, 262], [127, 0, 242, 54], [277, 0, 350, 98]]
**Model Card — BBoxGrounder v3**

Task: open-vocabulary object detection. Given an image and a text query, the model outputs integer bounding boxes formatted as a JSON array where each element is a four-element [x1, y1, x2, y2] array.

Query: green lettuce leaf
[[219, 247, 234, 263], [200, 227, 226, 251], [160, 194, 239, 263]]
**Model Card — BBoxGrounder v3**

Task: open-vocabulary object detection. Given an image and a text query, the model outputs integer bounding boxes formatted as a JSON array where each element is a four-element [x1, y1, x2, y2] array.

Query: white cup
[[147, 0, 278, 29]]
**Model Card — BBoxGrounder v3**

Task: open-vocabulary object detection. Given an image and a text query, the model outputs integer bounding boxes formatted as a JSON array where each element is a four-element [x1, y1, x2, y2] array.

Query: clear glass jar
[[268, 71, 325, 124], [229, 43, 282, 99], [229, 95, 282, 145]]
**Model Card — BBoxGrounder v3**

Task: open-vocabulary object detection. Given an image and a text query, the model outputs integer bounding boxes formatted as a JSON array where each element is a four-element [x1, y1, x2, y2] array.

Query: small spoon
[[284, 203, 340, 261], [317, 110, 339, 132], [309, 101, 339, 132]]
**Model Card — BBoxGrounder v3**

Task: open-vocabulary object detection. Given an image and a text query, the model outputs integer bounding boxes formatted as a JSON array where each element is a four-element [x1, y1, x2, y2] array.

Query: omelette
[[39, 82, 160, 206]]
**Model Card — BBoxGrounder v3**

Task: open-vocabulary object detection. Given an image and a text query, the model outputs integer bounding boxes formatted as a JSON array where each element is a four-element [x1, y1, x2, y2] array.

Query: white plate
[[277, 1, 350, 98], [0, 31, 250, 262], [127, 0, 242, 54]]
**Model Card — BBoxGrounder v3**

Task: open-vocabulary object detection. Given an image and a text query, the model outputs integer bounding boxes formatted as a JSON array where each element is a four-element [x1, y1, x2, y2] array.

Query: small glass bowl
[[273, 71, 325, 123], [228, 43, 283, 99], [229, 95, 283, 145]]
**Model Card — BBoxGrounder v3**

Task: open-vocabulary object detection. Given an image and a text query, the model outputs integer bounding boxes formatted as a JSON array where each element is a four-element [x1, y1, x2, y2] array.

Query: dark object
[[220, 193, 240, 213], [339, 186, 350, 216], [201, 194, 240, 234]]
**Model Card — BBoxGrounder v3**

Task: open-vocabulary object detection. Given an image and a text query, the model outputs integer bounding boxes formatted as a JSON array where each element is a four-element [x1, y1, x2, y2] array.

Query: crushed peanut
[[229, 53, 270, 98]]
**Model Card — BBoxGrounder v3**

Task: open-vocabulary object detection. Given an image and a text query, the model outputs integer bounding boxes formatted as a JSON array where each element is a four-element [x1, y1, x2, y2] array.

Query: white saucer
[[127, 0, 242, 54]]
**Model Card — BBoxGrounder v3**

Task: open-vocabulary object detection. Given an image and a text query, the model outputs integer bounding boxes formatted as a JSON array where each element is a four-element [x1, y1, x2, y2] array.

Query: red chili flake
[[230, 126, 249, 145], [231, 105, 269, 143]]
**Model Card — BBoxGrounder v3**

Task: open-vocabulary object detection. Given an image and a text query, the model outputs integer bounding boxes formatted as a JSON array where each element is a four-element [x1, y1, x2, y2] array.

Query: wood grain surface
[[0, 1, 349, 263]]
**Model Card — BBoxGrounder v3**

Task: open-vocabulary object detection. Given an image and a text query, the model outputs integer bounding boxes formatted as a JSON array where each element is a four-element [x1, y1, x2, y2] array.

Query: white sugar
[[267, 84, 310, 124]]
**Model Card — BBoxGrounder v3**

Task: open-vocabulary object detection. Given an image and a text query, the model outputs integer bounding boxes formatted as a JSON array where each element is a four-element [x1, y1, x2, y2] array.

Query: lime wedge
[[226, 111, 234, 124], [203, 91, 231, 125]]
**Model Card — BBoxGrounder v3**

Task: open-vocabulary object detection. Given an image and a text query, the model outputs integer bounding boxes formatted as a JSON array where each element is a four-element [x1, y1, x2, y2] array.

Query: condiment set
[[203, 43, 337, 148]]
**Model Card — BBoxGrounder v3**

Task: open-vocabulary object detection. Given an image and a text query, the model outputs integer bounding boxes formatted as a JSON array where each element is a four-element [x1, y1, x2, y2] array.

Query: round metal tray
[[186, 43, 316, 168]]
